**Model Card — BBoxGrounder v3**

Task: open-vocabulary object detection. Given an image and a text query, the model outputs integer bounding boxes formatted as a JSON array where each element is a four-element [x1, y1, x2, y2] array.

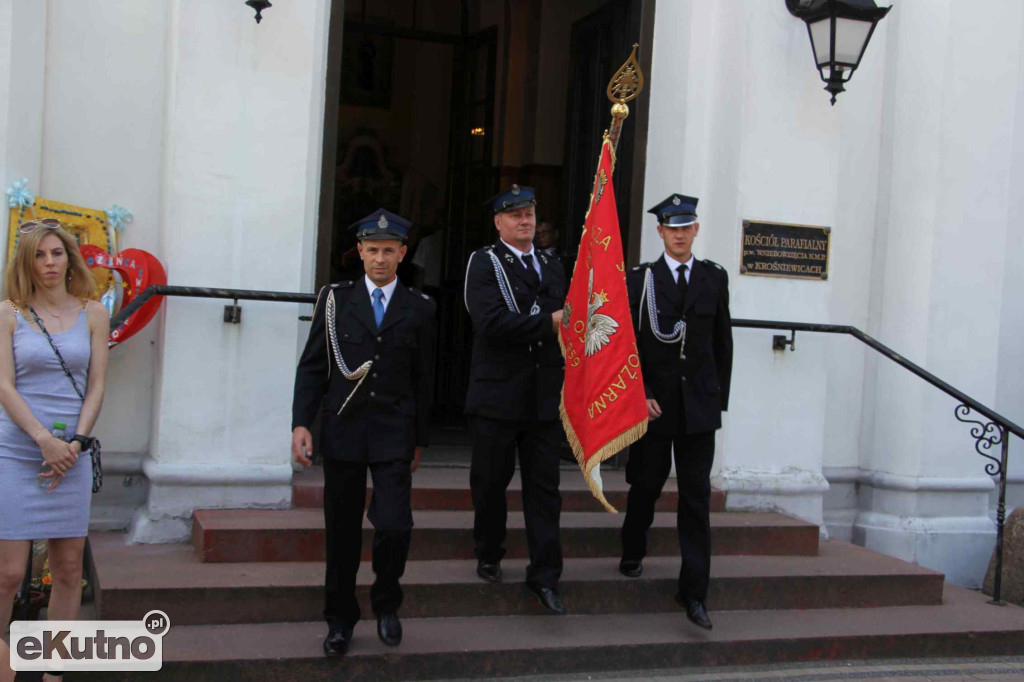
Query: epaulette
[[332, 280, 356, 288], [631, 262, 651, 272], [703, 259, 725, 271], [409, 287, 433, 302]]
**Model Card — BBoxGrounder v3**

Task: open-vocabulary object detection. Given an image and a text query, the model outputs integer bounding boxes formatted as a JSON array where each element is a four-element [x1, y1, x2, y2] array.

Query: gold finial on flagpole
[[606, 44, 644, 151]]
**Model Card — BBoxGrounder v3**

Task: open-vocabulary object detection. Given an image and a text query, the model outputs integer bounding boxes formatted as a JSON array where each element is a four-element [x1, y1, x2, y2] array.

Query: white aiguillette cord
[[639, 266, 687, 359], [326, 289, 373, 415]]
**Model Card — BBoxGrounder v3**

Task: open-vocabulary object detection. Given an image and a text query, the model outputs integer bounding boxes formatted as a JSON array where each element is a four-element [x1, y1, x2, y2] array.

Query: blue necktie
[[372, 288, 385, 328]]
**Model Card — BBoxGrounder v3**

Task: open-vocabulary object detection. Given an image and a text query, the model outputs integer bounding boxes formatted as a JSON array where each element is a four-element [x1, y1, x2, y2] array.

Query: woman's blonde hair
[[4, 223, 98, 305]]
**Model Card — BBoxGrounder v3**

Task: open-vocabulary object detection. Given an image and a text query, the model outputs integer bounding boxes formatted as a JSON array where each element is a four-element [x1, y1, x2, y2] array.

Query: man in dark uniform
[[292, 208, 436, 656], [619, 193, 733, 631], [463, 184, 568, 615]]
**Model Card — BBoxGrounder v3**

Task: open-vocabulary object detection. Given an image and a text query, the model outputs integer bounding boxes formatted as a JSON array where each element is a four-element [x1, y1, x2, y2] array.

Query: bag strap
[[25, 305, 85, 401]]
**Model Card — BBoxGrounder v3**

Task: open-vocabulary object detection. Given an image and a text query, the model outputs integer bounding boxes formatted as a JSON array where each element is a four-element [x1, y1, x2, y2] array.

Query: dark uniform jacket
[[464, 240, 566, 422], [292, 279, 436, 462], [627, 255, 733, 436]]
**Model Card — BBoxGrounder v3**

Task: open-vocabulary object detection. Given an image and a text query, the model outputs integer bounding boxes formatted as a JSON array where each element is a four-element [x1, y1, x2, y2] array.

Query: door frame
[[315, 0, 347, 289], [626, 0, 655, 266]]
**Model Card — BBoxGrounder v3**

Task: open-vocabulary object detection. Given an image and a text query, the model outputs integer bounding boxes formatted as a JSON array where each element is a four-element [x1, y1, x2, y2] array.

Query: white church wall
[[642, 0, 886, 530], [995, 0, 1024, 516], [38, 0, 170, 529], [0, 0, 47, 271], [856, 0, 1024, 587]]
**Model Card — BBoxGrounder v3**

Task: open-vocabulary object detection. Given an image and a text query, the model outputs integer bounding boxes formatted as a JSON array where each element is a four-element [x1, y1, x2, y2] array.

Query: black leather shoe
[[526, 583, 567, 615], [476, 560, 502, 583], [377, 612, 402, 646], [619, 559, 643, 577], [323, 625, 353, 657], [676, 594, 712, 630]]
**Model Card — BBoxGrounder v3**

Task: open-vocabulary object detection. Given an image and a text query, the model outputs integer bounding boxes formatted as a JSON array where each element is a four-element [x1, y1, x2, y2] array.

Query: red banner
[[559, 138, 648, 512]]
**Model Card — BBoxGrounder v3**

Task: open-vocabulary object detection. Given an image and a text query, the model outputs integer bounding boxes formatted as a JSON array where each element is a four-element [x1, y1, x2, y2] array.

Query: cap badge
[[377, 214, 389, 230], [511, 184, 521, 196], [672, 196, 681, 206]]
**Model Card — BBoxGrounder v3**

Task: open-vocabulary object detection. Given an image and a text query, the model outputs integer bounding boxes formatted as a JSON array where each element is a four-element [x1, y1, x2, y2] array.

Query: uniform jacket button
[[374, 354, 380, 360], [369, 391, 376, 398], [377, 336, 383, 342], [372, 372, 378, 378]]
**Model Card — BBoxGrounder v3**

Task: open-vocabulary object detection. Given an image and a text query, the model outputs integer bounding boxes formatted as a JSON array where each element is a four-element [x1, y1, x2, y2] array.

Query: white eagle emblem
[[377, 214, 389, 230], [672, 196, 681, 206], [584, 269, 619, 356]]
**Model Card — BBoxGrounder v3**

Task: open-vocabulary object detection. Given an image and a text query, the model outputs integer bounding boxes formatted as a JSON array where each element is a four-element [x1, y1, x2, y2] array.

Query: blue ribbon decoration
[[5, 178, 34, 208], [105, 204, 134, 232]]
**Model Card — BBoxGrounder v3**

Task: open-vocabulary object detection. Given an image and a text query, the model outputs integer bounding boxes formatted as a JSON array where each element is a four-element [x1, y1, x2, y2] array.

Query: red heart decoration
[[80, 245, 167, 347]]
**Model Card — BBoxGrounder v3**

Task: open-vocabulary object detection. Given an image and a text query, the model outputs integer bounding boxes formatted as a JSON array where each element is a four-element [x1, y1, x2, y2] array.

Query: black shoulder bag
[[26, 305, 103, 493]]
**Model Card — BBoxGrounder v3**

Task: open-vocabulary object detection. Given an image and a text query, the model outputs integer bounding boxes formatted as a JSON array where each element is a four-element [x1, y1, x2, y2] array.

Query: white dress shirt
[[364, 275, 399, 313], [663, 252, 695, 284], [501, 239, 543, 281]]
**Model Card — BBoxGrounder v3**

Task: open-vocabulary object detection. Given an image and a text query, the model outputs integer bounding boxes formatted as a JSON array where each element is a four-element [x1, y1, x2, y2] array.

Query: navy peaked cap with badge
[[349, 208, 412, 241], [486, 184, 537, 214], [648, 194, 698, 227]]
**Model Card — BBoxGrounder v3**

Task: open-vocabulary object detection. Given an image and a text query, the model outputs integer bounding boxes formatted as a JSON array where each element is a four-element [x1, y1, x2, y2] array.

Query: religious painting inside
[[320, 0, 650, 432]]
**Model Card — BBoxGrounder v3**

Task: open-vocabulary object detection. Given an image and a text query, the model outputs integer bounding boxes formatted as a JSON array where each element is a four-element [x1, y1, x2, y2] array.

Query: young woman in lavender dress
[[0, 220, 109, 682]]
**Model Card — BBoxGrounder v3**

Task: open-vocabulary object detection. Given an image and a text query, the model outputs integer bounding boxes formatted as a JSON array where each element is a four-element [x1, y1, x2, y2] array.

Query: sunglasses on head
[[18, 219, 61, 234]]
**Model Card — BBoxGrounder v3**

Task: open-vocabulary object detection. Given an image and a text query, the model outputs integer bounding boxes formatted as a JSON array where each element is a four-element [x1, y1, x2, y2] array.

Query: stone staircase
[[82, 466, 1024, 681]]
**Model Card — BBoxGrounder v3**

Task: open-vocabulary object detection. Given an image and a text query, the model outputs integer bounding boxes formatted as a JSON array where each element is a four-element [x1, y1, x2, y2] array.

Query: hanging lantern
[[786, 0, 891, 105], [245, 0, 272, 24]]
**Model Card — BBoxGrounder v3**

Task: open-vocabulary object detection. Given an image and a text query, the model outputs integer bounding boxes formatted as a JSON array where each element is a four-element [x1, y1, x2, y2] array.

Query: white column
[[856, 0, 1024, 587], [129, 0, 331, 542]]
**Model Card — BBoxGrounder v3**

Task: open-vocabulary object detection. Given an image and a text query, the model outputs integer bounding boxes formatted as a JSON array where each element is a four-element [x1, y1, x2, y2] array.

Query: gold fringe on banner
[[557, 333, 648, 514]]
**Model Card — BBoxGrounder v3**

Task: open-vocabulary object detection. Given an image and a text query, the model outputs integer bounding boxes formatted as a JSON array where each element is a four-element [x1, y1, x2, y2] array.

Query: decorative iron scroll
[[954, 404, 1005, 476]]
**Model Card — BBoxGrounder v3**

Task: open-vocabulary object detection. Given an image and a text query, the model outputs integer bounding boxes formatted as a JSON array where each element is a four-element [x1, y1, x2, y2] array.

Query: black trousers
[[322, 456, 412, 630], [621, 430, 716, 601], [469, 416, 563, 589]]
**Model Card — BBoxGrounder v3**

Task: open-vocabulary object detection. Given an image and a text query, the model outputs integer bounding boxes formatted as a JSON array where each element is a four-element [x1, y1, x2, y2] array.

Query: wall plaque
[[740, 220, 830, 281]]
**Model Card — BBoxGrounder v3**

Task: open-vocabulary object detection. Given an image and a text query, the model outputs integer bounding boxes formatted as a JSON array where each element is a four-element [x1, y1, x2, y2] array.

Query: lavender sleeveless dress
[[0, 309, 92, 539]]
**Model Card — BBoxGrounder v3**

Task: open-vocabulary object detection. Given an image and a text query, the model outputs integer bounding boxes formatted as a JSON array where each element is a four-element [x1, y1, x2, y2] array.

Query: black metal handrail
[[734, 317, 1017, 606], [109, 286, 1017, 604], [110, 285, 315, 328]]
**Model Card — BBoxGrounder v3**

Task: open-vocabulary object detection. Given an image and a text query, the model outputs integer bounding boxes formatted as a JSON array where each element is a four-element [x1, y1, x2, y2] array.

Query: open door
[[434, 26, 498, 424]]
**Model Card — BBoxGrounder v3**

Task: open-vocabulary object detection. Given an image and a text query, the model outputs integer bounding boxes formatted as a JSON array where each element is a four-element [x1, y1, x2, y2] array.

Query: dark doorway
[[562, 0, 653, 267], [316, 0, 653, 444]]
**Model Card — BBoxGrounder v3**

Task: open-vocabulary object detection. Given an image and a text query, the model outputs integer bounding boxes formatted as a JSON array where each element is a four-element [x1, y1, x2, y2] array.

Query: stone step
[[191, 509, 819, 563], [292, 466, 727, 513], [72, 585, 1024, 682], [92, 533, 942, 625]]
